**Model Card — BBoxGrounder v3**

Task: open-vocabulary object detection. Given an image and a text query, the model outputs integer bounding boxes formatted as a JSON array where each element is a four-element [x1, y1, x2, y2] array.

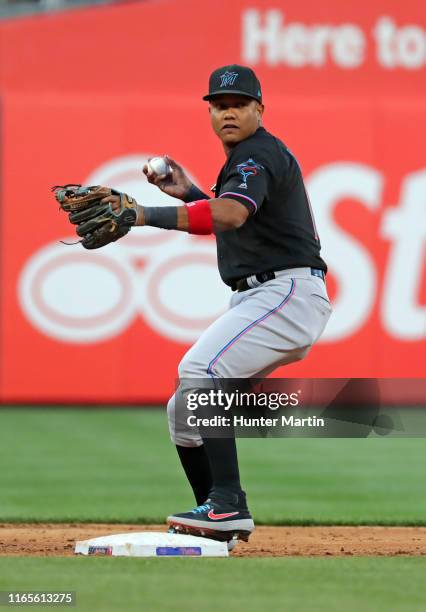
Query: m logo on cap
[[220, 71, 239, 87]]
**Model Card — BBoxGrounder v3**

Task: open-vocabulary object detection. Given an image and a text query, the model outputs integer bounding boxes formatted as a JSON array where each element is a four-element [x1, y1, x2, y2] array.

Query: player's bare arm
[[101, 194, 249, 233], [143, 197, 249, 232]]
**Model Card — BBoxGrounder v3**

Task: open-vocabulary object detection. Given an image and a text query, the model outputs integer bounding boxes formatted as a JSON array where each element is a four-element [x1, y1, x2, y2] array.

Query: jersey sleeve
[[218, 146, 271, 215]]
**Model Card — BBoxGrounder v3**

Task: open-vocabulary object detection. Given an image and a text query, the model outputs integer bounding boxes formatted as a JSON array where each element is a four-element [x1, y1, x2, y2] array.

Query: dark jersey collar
[[225, 126, 266, 159]]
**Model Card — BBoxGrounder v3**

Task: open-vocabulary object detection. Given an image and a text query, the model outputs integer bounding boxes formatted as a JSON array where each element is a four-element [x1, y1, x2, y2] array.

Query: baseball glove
[[52, 184, 137, 249]]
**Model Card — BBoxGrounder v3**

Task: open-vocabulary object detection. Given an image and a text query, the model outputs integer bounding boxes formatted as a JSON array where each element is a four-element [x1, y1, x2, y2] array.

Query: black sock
[[176, 445, 213, 505], [200, 436, 243, 502]]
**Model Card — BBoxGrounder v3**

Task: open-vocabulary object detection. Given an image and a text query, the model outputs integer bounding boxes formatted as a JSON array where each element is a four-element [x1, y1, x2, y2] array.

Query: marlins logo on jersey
[[236, 158, 264, 189]]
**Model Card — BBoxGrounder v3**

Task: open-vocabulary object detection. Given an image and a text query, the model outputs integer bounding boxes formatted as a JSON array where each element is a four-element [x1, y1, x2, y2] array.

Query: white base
[[75, 531, 228, 557]]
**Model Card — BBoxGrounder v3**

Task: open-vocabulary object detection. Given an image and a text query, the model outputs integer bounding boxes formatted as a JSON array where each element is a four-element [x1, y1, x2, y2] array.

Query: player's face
[[209, 95, 264, 148]]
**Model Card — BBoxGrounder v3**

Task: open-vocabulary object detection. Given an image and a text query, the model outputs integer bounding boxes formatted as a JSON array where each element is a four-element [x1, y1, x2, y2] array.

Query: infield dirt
[[1, 524, 426, 557]]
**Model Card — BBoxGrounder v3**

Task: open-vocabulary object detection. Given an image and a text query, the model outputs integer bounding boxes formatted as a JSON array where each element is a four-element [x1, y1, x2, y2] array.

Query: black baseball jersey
[[213, 127, 327, 286]]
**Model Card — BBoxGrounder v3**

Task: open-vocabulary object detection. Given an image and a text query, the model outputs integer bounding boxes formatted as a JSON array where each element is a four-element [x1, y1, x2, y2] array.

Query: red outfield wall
[[0, 0, 425, 402]]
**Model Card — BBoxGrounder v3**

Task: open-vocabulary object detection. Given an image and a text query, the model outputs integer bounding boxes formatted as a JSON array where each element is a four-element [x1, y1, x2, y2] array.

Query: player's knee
[[178, 344, 237, 379], [178, 351, 207, 380], [166, 393, 176, 440], [166, 393, 179, 444], [167, 393, 201, 447], [167, 390, 203, 447], [166, 393, 175, 418]]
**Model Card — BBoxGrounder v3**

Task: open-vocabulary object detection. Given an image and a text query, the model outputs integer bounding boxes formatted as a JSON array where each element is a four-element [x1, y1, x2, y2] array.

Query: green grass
[[0, 557, 425, 612], [0, 408, 426, 524], [1, 408, 424, 611]]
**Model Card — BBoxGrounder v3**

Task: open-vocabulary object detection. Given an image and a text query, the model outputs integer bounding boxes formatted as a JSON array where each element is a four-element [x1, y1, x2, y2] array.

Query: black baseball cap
[[203, 64, 262, 103]]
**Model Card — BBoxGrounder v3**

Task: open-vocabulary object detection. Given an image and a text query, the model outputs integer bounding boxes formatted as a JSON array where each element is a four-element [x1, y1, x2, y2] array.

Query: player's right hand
[[143, 156, 193, 201]]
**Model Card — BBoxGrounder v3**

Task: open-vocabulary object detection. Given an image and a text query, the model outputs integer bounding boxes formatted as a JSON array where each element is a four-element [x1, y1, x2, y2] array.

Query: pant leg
[[168, 386, 204, 447], [168, 273, 332, 445]]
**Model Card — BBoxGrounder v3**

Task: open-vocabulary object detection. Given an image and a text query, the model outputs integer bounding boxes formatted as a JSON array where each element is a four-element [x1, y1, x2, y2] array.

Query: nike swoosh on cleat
[[207, 510, 239, 520]]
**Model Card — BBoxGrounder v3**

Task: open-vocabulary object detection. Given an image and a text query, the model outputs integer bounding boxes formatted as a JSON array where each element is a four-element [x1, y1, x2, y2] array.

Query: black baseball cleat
[[167, 495, 254, 543]]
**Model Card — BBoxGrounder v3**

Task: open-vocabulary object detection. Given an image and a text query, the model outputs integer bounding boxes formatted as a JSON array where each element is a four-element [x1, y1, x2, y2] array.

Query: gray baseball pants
[[168, 267, 332, 446]]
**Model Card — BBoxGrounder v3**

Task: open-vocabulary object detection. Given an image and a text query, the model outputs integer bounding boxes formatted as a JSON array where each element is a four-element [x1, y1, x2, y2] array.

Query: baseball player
[[59, 64, 332, 546]]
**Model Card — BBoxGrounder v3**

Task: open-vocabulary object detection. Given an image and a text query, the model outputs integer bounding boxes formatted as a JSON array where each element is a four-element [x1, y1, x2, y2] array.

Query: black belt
[[232, 268, 325, 292]]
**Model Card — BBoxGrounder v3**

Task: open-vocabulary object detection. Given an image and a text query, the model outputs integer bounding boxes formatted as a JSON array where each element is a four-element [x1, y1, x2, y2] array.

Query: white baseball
[[147, 156, 171, 179]]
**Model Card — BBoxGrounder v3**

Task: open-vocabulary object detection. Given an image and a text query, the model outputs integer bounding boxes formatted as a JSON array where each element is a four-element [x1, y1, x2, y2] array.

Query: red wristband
[[184, 199, 213, 235]]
